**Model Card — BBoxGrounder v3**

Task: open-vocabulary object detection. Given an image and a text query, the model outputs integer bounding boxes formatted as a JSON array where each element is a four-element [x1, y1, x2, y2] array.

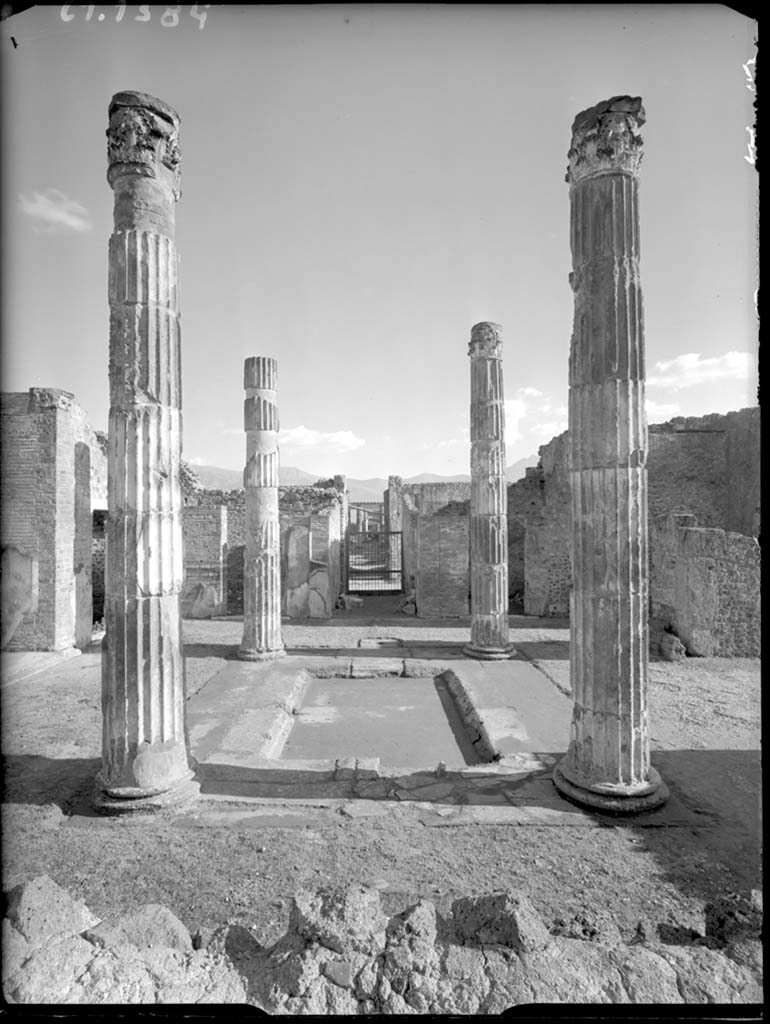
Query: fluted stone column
[[96, 91, 198, 812], [464, 322, 514, 660], [239, 357, 285, 660], [553, 96, 668, 813]]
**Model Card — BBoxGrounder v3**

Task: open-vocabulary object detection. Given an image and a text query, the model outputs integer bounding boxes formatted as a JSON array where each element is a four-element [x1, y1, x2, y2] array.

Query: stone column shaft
[[464, 322, 514, 659], [553, 96, 667, 813], [97, 91, 197, 812], [239, 357, 285, 660]]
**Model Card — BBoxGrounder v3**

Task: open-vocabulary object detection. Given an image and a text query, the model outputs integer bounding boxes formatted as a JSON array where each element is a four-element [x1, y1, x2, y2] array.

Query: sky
[[1, 4, 759, 480]]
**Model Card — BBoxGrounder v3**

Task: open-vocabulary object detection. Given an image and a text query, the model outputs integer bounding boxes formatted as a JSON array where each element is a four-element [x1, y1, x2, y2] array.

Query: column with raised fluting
[[97, 91, 198, 812], [239, 357, 285, 660], [464, 322, 514, 659], [553, 96, 668, 813]]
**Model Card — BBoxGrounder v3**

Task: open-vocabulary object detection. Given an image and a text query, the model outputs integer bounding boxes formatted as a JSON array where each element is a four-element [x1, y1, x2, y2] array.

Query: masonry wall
[[519, 408, 760, 618], [647, 428, 727, 527], [649, 407, 760, 537], [401, 499, 419, 596], [1, 389, 103, 651], [507, 468, 545, 610], [183, 485, 344, 617], [650, 512, 761, 656], [521, 432, 572, 617], [416, 513, 469, 618], [385, 478, 472, 533], [181, 506, 228, 617]]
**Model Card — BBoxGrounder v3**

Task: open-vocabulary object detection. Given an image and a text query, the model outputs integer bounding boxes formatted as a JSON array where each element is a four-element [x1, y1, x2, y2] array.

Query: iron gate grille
[[346, 531, 402, 593]]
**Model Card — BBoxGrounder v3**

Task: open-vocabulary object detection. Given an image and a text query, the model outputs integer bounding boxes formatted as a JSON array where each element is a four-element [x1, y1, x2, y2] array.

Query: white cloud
[[647, 351, 753, 391], [518, 386, 543, 398], [645, 399, 681, 422], [279, 425, 365, 453], [18, 188, 92, 233], [186, 456, 208, 466]]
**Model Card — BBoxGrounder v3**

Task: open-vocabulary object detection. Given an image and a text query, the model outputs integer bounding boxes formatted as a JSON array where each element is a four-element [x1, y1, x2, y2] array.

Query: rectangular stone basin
[[279, 675, 482, 771]]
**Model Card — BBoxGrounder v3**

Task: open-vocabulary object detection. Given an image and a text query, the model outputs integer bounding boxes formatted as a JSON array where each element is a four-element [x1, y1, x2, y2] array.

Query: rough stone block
[[5, 876, 99, 946], [452, 892, 550, 953], [84, 904, 192, 954], [4, 934, 96, 1003], [289, 885, 388, 957]]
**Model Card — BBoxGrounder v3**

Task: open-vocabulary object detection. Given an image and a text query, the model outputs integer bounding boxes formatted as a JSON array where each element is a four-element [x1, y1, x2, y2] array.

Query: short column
[[553, 96, 668, 813], [239, 357, 285, 660], [96, 91, 198, 813], [464, 322, 514, 659]]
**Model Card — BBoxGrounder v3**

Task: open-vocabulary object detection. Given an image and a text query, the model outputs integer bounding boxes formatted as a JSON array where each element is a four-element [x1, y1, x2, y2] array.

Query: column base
[[553, 758, 669, 815], [93, 774, 200, 816], [237, 646, 287, 662], [463, 643, 516, 660]]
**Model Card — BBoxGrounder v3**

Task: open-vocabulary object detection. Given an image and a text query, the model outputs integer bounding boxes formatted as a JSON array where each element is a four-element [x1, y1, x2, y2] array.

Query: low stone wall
[[650, 513, 761, 657], [416, 513, 469, 618], [4, 876, 762, 1009]]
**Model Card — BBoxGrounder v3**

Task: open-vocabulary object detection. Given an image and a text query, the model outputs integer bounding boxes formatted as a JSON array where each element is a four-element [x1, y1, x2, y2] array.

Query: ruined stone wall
[[180, 506, 227, 618], [520, 409, 760, 619], [647, 428, 727, 527], [651, 513, 761, 656], [1, 389, 99, 650], [507, 468, 546, 610], [385, 478, 472, 531], [183, 485, 345, 616], [649, 408, 760, 536], [523, 433, 572, 617], [415, 513, 469, 618]]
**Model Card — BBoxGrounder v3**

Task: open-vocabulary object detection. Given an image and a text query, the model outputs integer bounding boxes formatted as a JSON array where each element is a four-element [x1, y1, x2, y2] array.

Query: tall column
[[464, 322, 514, 659], [553, 96, 668, 813], [239, 357, 285, 660], [96, 91, 198, 812]]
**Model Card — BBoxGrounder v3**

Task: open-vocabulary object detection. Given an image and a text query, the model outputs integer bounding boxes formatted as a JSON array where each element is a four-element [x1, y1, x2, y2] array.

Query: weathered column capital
[[107, 91, 180, 185], [468, 322, 503, 360], [566, 95, 645, 187], [107, 91, 181, 225]]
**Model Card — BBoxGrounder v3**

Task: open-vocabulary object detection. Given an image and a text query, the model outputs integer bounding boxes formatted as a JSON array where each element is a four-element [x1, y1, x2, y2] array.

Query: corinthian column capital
[[566, 95, 645, 187], [468, 321, 503, 360], [107, 91, 181, 197]]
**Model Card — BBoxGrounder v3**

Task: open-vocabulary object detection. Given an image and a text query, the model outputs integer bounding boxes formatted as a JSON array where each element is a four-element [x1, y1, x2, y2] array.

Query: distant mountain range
[[190, 455, 538, 503]]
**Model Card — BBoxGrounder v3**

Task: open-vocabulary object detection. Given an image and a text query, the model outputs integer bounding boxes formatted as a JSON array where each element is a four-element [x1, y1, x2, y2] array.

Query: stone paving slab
[[441, 658, 573, 759], [188, 661, 312, 765]]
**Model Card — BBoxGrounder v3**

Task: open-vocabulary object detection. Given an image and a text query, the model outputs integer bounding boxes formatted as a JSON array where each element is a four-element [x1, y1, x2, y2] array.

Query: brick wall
[[416, 513, 469, 618], [651, 512, 761, 656], [1, 389, 97, 651]]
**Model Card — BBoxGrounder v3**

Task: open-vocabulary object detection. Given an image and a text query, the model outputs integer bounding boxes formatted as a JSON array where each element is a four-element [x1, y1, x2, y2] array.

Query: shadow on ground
[[3, 754, 101, 813]]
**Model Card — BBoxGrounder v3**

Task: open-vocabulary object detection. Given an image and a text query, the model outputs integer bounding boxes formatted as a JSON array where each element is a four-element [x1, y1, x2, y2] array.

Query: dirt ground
[[1, 612, 762, 967]]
